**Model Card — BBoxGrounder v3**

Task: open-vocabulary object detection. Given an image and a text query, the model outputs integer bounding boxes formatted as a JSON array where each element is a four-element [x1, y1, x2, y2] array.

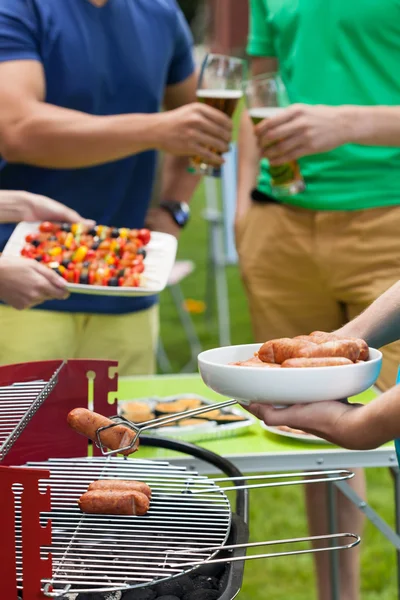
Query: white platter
[[2, 222, 178, 297], [118, 394, 255, 443], [198, 343, 382, 405], [261, 422, 332, 445]]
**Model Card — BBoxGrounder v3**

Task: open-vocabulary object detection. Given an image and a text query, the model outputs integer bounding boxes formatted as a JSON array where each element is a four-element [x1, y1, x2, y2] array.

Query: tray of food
[[260, 422, 332, 445], [2, 221, 177, 296], [118, 394, 255, 443], [198, 331, 383, 405]]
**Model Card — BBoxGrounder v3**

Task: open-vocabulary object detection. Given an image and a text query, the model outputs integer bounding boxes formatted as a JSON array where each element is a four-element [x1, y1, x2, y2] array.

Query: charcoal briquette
[[182, 591, 220, 600], [154, 579, 183, 597], [121, 589, 156, 600], [76, 594, 108, 600], [176, 575, 194, 594], [191, 576, 218, 591]]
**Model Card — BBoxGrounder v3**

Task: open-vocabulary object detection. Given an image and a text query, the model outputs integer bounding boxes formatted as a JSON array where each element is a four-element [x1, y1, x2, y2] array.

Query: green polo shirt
[[247, 0, 400, 211]]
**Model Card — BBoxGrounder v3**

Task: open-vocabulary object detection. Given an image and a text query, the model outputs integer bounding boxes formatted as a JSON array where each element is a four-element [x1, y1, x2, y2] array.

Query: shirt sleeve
[[247, 0, 276, 57], [0, 0, 41, 64], [167, 3, 196, 86]]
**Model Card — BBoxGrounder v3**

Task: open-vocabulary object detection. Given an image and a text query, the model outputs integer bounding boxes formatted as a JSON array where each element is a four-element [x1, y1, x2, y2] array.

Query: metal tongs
[[96, 398, 239, 456]]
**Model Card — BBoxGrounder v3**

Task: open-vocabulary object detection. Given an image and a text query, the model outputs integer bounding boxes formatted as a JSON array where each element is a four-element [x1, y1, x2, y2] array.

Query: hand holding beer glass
[[243, 74, 305, 196], [190, 54, 246, 177]]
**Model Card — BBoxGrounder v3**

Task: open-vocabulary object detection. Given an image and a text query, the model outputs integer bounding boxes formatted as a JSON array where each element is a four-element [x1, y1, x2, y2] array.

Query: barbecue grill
[[0, 359, 360, 600]]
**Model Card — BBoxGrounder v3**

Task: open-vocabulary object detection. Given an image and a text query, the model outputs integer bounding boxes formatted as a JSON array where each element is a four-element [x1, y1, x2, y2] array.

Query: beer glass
[[243, 73, 305, 196], [190, 53, 246, 177]]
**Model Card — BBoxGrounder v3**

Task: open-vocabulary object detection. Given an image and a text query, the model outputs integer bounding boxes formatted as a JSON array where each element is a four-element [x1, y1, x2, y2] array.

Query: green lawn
[[159, 182, 398, 599]]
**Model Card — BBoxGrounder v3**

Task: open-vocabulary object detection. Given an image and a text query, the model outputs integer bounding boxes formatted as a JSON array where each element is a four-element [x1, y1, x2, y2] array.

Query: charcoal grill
[[0, 360, 360, 600]]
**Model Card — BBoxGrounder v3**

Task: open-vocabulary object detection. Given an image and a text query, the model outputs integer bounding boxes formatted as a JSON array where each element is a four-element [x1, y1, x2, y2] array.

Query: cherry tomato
[[73, 268, 81, 284], [138, 228, 151, 245], [39, 221, 57, 234], [132, 263, 145, 274], [21, 244, 35, 257], [25, 233, 40, 244]]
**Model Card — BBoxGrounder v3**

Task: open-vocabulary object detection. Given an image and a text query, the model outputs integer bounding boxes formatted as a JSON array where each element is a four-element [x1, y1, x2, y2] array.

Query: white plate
[[118, 394, 255, 443], [2, 222, 178, 297], [198, 344, 382, 405], [260, 422, 332, 445]]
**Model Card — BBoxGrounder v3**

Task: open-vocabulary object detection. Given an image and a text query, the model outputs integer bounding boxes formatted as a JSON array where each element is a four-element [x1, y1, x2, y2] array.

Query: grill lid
[[15, 457, 232, 597], [0, 362, 64, 462]]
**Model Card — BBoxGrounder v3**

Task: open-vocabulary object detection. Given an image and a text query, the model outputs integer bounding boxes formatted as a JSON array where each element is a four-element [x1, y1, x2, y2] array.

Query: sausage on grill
[[281, 357, 354, 368], [78, 489, 150, 516], [88, 479, 152, 499], [67, 408, 138, 455]]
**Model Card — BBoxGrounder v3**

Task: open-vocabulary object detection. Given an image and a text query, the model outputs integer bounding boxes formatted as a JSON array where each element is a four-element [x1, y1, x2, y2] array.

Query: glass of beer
[[190, 53, 246, 177], [243, 73, 305, 196]]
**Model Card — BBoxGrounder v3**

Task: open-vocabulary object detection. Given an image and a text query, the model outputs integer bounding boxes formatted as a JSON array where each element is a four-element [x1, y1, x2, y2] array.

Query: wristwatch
[[159, 201, 190, 228]]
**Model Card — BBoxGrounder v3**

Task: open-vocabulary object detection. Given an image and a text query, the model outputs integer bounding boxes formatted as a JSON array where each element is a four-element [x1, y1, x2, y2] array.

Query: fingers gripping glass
[[243, 73, 305, 196], [189, 53, 246, 178]]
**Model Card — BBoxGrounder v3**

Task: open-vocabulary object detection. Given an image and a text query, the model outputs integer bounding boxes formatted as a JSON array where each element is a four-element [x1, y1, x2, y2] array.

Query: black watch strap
[[159, 201, 190, 228]]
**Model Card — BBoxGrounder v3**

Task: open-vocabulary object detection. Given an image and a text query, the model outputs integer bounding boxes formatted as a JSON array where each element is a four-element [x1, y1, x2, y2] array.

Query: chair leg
[[156, 338, 173, 374], [169, 283, 203, 373]]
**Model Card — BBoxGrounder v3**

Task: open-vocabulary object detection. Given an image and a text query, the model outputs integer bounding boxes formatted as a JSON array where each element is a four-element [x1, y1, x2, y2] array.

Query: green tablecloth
[[117, 374, 391, 463]]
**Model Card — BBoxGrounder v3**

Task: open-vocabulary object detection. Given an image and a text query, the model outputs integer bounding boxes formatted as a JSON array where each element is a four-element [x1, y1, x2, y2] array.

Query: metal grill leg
[[392, 466, 400, 600], [327, 480, 340, 600]]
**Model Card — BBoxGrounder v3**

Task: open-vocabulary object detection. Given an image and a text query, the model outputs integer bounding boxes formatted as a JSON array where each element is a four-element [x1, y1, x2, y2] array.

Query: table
[[118, 374, 400, 599]]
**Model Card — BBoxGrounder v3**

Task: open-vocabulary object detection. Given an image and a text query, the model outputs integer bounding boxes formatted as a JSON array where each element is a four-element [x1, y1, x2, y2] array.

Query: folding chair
[[157, 260, 203, 374]]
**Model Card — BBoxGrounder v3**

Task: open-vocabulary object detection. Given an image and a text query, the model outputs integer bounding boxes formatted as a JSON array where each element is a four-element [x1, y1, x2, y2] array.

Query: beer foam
[[197, 89, 243, 99], [249, 107, 283, 119]]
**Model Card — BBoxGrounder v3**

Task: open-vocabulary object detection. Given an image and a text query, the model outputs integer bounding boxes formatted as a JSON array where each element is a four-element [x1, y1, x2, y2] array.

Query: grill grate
[[0, 362, 64, 462], [15, 457, 232, 597]]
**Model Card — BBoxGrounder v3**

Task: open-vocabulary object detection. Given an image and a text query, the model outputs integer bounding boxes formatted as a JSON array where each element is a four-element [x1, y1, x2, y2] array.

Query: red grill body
[[0, 359, 119, 600]]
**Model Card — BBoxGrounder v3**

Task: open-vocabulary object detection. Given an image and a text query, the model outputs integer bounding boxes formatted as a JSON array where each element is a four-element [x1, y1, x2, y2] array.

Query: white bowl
[[198, 344, 382, 405]]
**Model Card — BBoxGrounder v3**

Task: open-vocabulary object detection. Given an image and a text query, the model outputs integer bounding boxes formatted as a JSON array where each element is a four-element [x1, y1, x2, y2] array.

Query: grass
[[159, 182, 398, 599]]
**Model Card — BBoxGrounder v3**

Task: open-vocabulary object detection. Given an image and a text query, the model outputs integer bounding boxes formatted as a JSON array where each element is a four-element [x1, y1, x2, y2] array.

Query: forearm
[[339, 105, 400, 147], [1, 103, 164, 169], [236, 109, 260, 217], [336, 280, 400, 348], [160, 154, 201, 204], [354, 384, 400, 449]]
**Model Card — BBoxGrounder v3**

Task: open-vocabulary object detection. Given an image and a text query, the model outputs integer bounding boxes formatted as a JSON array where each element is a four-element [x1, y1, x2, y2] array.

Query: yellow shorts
[[237, 202, 400, 391], [0, 304, 159, 377]]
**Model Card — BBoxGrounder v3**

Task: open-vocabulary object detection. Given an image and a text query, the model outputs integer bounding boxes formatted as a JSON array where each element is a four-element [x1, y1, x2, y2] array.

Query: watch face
[[175, 208, 189, 226]]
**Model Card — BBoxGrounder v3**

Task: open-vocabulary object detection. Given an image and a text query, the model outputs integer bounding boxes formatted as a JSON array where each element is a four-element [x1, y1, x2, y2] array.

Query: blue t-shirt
[[0, 0, 195, 314]]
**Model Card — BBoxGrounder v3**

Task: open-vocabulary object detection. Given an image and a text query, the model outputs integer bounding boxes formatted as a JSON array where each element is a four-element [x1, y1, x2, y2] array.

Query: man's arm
[[0, 60, 232, 169], [146, 71, 233, 237], [256, 103, 400, 165], [335, 280, 400, 349], [236, 57, 278, 220]]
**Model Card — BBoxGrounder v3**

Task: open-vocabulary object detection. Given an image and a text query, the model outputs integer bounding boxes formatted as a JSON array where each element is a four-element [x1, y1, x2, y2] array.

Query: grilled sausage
[[78, 489, 150, 516], [296, 340, 360, 361], [258, 338, 317, 364], [67, 408, 138, 456], [258, 338, 307, 363], [281, 357, 354, 368], [88, 479, 152, 499], [309, 331, 369, 360]]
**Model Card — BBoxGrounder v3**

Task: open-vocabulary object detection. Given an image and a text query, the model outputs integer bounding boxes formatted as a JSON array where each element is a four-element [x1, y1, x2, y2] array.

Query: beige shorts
[[237, 201, 400, 391], [0, 304, 159, 377]]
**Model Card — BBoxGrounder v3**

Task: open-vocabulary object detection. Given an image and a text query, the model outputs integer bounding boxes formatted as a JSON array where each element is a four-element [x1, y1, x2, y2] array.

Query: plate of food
[[260, 422, 332, 445], [118, 394, 255, 443], [198, 332, 382, 405], [2, 221, 177, 296]]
